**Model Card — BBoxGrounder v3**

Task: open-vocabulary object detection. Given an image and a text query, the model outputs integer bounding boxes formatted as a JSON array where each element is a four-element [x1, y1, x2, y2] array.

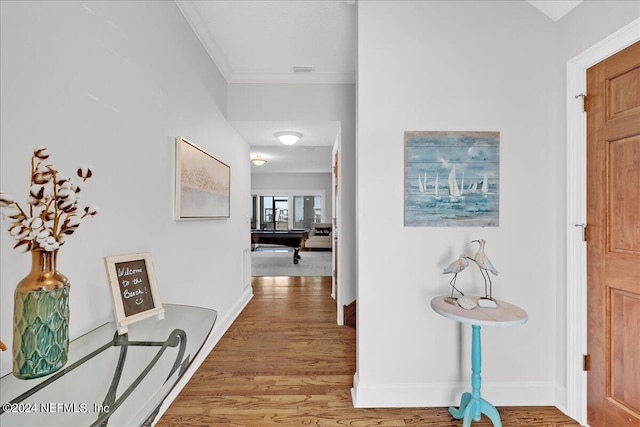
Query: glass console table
[[0, 304, 217, 427]]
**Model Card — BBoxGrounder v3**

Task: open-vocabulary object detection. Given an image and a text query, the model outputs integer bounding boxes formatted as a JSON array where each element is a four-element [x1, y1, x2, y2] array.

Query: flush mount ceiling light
[[251, 155, 267, 166], [274, 131, 302, 145]]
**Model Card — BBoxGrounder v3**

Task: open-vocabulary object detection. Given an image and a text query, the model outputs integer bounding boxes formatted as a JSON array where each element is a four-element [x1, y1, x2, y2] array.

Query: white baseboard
[[152, 286, 254, 425], [555, 384, 568, 417], [351, 373, 558, 408]]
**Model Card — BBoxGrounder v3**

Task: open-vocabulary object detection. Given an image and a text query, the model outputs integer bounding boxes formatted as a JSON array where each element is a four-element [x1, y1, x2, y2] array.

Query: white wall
[[355, 0, 562, 407], [228, 83, 357, 323], [559, 0, 640, 60], [354, 0, 639, 411], [0, 1, 250, 376]]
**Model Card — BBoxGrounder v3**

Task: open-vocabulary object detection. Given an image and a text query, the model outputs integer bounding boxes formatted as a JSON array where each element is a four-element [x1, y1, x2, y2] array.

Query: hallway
[[158, 276, 579, 426]]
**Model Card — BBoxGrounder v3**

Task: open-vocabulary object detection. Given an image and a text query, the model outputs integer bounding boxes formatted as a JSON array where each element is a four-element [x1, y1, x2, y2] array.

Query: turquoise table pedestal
[[430, 296, 528, 427], [449, 325, 501, 427]]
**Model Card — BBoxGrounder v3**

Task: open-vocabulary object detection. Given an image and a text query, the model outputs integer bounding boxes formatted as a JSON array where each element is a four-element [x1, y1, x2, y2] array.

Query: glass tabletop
[[0, 304, 216, 426]]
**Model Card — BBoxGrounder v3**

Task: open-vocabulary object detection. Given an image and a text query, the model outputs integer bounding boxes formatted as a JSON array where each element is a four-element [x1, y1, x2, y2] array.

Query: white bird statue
[[470, 239, 499, 300], [442, 254, 469, 298]]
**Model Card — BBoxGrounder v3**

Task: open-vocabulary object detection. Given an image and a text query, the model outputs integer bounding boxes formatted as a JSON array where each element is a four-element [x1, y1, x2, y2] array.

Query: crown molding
[[176, 0, 355, 85], [175, 0, 233, 81], [228, 72, 356, 85]]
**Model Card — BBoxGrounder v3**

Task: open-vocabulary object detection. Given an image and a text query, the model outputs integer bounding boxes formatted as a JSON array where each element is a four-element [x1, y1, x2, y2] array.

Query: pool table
[[251, 229, 309, 264]]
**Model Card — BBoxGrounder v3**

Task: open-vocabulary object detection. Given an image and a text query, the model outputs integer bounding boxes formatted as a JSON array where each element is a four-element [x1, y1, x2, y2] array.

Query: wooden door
[[586, 41, 640, 427]]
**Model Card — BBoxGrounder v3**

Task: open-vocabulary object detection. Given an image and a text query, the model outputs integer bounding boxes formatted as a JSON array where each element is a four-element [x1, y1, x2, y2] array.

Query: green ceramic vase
[[13, 249, 70, 379]]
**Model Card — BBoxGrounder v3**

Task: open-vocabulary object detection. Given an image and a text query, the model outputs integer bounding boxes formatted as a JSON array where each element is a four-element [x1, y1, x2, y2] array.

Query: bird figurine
[[442, 254, 469, 302], [470, 239, 499, 306]]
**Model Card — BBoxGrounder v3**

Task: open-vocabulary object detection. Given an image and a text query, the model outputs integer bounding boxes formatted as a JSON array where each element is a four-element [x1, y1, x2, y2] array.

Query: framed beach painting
[[404, 131, 499, 227], [175, 137, 230, 219]]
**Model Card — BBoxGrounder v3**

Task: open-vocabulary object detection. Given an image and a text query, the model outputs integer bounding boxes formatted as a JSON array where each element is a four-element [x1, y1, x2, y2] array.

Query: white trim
[[243, 248, 251, 290], [351, 373, 557, 408], [332, 140, 340, 308], [555, 384, 568, 416], [175, 1, 233, 81], [153, 286, 253, 425], [228, 72, 356, 85], [565, 17, 639, 426]]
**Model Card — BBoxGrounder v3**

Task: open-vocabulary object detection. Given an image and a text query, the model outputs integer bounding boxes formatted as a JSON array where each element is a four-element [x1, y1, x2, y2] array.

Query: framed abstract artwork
[[404, 131, 499, 227], [175, 137, 230, 219]]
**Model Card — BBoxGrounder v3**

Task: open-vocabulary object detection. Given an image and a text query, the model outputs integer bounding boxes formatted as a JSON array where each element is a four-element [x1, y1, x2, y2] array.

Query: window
[[293, 196, 322, 229], [251, 192, 325, 230]]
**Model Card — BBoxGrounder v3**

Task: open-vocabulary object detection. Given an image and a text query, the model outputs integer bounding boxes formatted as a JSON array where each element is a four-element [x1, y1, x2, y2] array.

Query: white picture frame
[[175, 137, 231, 219]]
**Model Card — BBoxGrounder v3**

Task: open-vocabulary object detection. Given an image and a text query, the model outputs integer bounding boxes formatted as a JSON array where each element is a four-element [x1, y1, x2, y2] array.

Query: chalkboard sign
[[104, 253, 164, 334]]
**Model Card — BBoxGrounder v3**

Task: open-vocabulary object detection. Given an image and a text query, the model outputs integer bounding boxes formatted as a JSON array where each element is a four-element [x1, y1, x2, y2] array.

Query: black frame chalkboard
[[104, 253, 165, 334]]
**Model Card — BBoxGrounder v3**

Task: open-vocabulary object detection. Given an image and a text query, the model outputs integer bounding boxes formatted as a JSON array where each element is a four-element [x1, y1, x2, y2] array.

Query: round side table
[[431, 296, 528, 427]]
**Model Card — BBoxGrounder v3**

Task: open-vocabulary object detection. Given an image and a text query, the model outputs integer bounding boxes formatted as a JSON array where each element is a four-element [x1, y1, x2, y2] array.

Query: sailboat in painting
[[418, 171, 428, 194], [482, 171, 489, 196], [448, 166, 461, 200], [403, 130, 499, 227]]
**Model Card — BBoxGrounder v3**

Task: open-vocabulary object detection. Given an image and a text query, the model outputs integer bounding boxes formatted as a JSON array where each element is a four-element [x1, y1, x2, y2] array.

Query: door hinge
[[575, 93, 588, 112], [583, 354, 591, 371]]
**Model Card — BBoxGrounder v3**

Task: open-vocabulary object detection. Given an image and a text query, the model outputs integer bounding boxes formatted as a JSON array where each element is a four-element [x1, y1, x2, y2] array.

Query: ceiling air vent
[[292, 66, 313, 73]]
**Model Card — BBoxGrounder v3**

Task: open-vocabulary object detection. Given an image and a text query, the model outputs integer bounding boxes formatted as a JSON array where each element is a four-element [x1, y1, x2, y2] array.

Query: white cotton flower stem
[[50, 169, 60, 239], [29, 156, 35, 218], [11, 201, 28, 219]]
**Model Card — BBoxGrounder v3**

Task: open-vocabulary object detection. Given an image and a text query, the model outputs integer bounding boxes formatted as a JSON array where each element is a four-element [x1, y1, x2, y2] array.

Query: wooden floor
[[158, 276, 580, 426]]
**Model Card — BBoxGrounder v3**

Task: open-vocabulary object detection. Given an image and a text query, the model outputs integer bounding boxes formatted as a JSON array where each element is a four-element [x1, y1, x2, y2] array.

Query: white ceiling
[[176, 0, 357, 84], [233, 120, 339, 173], [176, 0, 354, 173], [176, 0, 583, 173], [528, 1, 583, 22]]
